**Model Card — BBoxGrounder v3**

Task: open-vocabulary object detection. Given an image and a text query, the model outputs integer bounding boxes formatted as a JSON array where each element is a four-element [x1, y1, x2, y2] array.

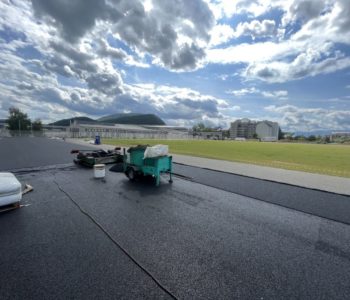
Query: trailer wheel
[[126, 167, 136, 181]]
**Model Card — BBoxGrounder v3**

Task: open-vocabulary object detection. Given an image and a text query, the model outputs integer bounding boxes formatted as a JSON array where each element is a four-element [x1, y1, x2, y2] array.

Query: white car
[[0, 173, 22, 207]]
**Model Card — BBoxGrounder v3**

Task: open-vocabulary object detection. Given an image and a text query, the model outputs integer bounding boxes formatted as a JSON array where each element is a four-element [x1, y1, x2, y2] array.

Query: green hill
[[49, 117, 97, 126], [99, 113, 165, 125], [97, 113, 140, 122], [50, 113, 166, 126]]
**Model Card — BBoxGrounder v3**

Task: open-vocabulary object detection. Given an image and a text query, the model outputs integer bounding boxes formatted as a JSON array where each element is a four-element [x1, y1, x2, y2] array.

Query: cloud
[[235, 19, 277, 39], [0, 39, 229, 125], [231, 105, 241, 111], [282, 0, 332, 25], [245, 49, 350, 83], [31, 0, 121, 43], [227, 87, 288, 100], [208, 19, 277, 47], [207, 0, 350, 82], [209, 24, 235, 46], [209, 0, 274, 19], [86, 73, 123, 96], [265, 104, 350, 131], [46, 41, 98, 77], [0, 0, 228, 125], [227, 87, 260, 96], [127, 84, 229, 124], [1, 0, 349, 130], [261, 90, 288, 99], [31, 0, 215, 71], [207, 40, 300, 65]]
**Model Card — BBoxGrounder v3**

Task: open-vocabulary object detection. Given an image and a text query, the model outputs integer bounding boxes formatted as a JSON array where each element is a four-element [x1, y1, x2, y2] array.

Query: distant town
[[1, 108, 350, 143]]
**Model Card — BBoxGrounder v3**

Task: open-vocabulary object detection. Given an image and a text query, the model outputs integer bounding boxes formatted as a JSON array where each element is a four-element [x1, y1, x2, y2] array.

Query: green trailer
[[123, 145, 173, 186]]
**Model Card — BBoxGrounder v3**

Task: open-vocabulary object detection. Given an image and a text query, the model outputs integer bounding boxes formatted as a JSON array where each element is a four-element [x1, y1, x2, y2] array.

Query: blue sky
[[0, 0, 350, 132]]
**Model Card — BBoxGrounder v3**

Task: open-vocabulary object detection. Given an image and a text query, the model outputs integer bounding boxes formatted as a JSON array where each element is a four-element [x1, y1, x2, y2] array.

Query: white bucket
[[94, 164, 105, 178]]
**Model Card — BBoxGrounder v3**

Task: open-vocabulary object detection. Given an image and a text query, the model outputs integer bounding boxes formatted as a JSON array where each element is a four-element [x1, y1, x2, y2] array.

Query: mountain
[[97, 113, 140, 122], [294, 130, 333, 137], [50, 113, 166, 126], [49, 117, 97, 126], [97, 113, 166, 125]]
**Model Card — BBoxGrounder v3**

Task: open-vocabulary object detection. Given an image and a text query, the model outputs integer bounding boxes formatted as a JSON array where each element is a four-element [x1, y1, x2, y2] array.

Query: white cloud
[[207, 40, 300, 64], [208, 0, 275, 19], [0, 41, 230, 125], [234, 19, 277, 39], [265, 104, 350, 131], [227, 87, 288, 100], [282, 0, 332, 26], [207, 0, 350, 83], [1, 0, 350, 127], [227, 87, 259, 96], [209, 24, 235, 46], [245, 50, 350, 83], [261, 90, 288, 99]]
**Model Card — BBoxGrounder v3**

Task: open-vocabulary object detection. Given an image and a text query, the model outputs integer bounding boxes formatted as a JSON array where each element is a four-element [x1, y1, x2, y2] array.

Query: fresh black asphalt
[[1, 136, 350, 299], [173, 164, 350, 225], [0, 171, 172, 300], [2, 136, 350, 226], [0, 136, 95, 171]]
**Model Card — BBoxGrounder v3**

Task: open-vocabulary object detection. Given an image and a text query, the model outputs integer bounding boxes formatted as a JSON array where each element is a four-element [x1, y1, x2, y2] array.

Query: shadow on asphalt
[[120, 176, 174, 197]]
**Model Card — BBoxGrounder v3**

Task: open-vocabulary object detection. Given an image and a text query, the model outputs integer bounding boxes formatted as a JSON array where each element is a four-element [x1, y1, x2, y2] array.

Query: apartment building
[[230, 118, 279, 141], [229, 118, 256, 139]]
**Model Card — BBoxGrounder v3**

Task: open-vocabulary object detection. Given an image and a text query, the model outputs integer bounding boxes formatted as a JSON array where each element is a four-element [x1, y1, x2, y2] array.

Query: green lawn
[[103, 139, 350, 178]]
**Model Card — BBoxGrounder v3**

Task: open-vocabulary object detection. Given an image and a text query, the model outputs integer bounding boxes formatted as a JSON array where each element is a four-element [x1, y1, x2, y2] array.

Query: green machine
[[123, 145, 173, 186]]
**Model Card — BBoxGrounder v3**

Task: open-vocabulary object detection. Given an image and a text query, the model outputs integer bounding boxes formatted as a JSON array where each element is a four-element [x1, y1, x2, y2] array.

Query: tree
[[32, 118, 43, 131], [307, 135, 316, 142], [192, 122, 206, 132], [222, 130, 230, 138], [278, 128, 285, 140], [6, 107, 31, 131]]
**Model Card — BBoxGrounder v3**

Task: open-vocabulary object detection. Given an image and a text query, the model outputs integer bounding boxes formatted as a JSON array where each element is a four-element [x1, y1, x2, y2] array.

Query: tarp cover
[[144, 145, 169, 158]]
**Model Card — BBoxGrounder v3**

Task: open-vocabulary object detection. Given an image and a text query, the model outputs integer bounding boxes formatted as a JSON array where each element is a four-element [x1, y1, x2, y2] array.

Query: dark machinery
[[71, 147, 123, 167]]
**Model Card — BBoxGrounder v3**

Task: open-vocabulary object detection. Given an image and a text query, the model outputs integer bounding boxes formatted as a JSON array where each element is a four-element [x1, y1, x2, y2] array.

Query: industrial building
[[68, 120, 191, 139], [230, 119, 279, 141], [330, 132, 350, 142]]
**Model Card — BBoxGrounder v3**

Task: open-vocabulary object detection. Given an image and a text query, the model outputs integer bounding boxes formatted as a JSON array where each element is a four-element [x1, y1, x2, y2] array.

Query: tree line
[[5, 107, 42, 131]]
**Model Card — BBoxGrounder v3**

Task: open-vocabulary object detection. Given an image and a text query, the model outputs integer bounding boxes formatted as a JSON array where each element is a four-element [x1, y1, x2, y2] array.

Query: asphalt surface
[[0, 136, 95, 171], [173, 164, 350, 225], [1, 137, 350, 299]]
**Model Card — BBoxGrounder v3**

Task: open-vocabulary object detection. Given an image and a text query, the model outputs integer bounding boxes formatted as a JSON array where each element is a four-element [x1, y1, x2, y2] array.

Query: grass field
[[103, 139, 350, 178]]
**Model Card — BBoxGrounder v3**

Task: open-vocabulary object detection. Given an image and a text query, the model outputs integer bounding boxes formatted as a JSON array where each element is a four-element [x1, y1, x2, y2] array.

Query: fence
[[0, 129, 67, 138], [0, 128, 224, 140]]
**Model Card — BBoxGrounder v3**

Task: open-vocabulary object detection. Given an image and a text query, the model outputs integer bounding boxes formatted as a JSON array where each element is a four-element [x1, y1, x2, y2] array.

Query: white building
[[255, 121, 279, 141], [330, 132, 350, 142], [230, 119, 279, 141], [68, 121, 192, 139], [229, 118, 256, 139]]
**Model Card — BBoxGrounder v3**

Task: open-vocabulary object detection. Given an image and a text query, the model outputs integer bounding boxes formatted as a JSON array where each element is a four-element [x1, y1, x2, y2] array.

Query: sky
[[0, 0, 350, 132]]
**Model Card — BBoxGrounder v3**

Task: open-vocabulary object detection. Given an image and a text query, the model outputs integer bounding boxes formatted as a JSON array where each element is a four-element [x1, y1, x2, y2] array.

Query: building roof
[[78, 123, 155, 131]]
